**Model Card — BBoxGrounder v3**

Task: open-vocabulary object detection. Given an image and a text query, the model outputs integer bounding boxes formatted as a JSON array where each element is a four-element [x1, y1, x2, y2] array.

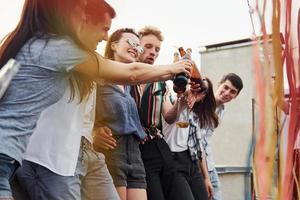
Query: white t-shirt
[[24, 85, 89, 176], [163, 108, 190, 152], [162, 87, 192, 153], [82, 88, 96, 143]]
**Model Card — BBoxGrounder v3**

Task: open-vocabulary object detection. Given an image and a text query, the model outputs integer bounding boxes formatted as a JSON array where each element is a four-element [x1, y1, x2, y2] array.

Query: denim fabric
[[78, 137, 120, 200], [0, 36, 86, 165], [209, 168, 222, 200], [200, 105, 225, 171], [95, 84, 146, 140], [16, 160, 82, 200], [0, 154, 19, 198], [102, 135, 146, 189], [15, 138, 119, 200]]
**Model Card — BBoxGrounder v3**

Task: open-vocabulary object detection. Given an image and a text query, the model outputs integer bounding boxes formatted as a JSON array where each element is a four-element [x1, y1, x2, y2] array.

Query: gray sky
[[104, 0, 268, 65], [0, 0, 272, 65]]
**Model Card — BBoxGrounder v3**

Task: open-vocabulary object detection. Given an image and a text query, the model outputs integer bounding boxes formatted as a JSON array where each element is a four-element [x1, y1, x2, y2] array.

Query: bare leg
[[127, 188, 147, 200], [116, 186, 127, 200]]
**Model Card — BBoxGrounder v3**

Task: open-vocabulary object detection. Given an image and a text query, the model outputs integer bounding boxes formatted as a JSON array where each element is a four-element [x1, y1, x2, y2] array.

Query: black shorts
[[103, 135, 146, 189]]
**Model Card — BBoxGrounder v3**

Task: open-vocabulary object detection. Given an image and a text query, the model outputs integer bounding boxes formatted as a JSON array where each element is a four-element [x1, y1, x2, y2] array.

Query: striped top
[[130, 82, 168, 138]]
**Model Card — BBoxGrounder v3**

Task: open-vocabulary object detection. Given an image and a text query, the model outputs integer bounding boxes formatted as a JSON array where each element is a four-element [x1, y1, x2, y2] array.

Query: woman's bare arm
[[73, 53, 191, 85]]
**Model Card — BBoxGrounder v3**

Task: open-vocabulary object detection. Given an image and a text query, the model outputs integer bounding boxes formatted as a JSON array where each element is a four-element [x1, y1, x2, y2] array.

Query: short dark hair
[[220, 73, 243, 95]]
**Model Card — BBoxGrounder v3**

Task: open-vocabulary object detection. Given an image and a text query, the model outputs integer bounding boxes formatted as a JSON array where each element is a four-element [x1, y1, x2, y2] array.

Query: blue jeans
[[0, 154, 19, 198], [209, 168, 222, 200], [15, 138, 119, 200]]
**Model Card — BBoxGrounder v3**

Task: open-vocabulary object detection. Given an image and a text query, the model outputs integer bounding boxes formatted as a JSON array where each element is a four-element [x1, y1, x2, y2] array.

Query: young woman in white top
[[163, 78, 219, 200]]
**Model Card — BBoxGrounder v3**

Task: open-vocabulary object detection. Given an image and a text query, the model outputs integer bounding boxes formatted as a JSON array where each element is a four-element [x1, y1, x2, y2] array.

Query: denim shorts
[[0, 153, 19, 198], [102, 135, 146, 189]]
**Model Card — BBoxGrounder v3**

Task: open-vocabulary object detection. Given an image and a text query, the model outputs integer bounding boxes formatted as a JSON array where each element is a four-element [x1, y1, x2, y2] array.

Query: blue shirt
[[201, 105, 225, 171], [95, 84, 146, 140], [0, 35, 87, 164]]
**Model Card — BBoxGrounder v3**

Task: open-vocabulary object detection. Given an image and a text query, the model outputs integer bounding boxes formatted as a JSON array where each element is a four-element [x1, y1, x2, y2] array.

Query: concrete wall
[[200, 43, 255, 200]]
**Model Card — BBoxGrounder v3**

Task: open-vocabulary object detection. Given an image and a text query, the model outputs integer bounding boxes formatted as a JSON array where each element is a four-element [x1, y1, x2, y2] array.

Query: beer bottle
[[173, 47, 189, 93], [185, 48, 207, 93]]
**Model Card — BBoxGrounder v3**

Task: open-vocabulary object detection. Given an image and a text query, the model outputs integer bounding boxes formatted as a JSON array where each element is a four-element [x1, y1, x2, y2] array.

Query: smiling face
[[139, 34, 161, 64], [111, 32, 141, 63], [215, 79, 239, 105]]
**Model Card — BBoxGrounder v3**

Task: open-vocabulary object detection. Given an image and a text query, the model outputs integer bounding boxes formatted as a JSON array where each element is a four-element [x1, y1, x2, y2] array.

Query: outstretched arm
[[74, 53, 191, 85]]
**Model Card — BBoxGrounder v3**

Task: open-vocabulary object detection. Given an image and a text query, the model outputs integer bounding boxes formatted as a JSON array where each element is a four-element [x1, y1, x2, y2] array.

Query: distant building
[[200, 38, 257, 200]]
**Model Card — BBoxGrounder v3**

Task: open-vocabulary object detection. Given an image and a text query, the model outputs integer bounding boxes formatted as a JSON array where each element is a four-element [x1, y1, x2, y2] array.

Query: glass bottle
[[173, 47, 189, 93], [187, 49, 207, 93]]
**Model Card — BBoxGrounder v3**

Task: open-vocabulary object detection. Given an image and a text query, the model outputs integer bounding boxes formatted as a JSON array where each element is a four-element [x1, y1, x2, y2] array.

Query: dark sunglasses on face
[[126, 38, 144, 54]]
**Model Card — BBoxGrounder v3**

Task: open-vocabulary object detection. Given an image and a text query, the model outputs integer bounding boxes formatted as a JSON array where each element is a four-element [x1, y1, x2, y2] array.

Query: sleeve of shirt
[[164, 82, 176, 103], [47, 37, 88, 72], [217, 106, 225, 123]]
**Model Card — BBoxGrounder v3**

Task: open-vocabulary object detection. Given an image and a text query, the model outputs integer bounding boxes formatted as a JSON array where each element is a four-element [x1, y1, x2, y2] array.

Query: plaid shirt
[[187, 105, 225, 162], [187, 114, 203, 161]]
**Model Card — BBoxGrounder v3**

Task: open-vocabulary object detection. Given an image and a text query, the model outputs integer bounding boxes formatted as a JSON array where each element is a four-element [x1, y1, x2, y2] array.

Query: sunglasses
[[126, 38, 144, 54]]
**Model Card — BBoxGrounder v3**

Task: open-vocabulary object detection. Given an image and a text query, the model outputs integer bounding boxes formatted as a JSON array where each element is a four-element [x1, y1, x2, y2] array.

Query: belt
[[172, 150, 189, 156]]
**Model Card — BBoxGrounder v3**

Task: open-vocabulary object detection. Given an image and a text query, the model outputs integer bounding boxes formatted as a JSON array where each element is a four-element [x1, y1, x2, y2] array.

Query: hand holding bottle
[[173, 47, 190, 93], [170, 59, 192, 78], [173, 47, 206, 94]]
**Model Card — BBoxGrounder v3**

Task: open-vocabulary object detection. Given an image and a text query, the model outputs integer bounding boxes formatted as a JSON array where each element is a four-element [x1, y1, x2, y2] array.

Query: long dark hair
[[104, 28, 139, 60], [192, 77, 219, 129], [0, 0, 115, 102], [0, 0, 84, 68]]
